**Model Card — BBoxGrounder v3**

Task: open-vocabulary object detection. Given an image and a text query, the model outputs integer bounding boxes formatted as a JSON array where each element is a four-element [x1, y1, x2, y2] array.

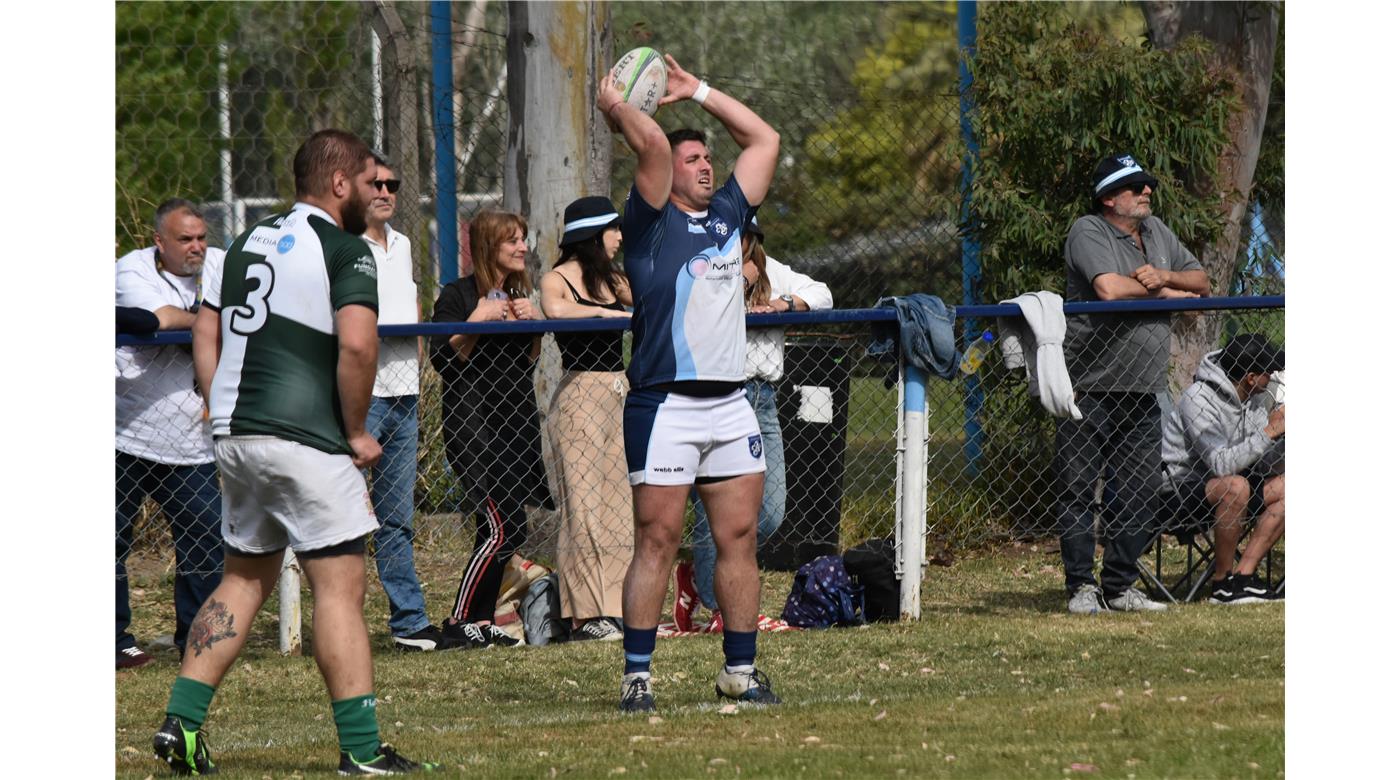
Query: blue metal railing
[[114, 296, 1284, 347]]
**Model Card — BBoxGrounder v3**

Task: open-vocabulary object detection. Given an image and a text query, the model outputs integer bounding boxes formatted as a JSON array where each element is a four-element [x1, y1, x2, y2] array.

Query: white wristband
[[691, 80, 711, 105]]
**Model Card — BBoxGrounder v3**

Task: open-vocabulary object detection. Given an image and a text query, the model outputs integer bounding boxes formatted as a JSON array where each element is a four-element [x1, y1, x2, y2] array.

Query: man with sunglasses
[[360, 155, 439, 652], [1056, 153, 1209, 615]]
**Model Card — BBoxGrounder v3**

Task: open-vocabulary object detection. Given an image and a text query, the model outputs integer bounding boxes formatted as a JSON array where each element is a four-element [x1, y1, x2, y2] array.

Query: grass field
[[116, 542, 1283, 779]]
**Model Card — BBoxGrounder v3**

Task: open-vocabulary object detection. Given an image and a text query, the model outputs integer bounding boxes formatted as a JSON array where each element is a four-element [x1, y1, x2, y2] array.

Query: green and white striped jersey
[[206, 202, 379, 454]]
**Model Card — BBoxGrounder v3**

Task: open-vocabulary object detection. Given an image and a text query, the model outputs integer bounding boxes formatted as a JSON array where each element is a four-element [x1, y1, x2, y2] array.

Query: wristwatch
[[779, 294, 795, 310]]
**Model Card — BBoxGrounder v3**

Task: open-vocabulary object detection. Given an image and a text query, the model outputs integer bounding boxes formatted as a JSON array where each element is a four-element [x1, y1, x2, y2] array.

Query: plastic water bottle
[[486, 288, 509, 301], [959, 330, 995, 375]]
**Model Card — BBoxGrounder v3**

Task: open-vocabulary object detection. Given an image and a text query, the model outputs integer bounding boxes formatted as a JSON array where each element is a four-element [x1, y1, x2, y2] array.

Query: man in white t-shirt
[[115, 198, 225, 669], [360, 156, 439, 652]]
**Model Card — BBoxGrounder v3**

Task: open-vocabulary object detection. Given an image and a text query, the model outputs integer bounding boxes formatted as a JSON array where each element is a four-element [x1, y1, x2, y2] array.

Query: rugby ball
[[610, 47, 667, 116]]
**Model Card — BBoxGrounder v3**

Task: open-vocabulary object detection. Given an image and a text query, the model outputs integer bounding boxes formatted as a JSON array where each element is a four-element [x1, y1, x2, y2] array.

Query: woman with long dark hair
[[429, 210, 551, 649], [540, 196, 634, 642]]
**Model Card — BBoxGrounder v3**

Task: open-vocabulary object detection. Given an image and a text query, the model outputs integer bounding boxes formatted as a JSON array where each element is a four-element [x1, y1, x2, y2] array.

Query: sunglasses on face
[[1122, 182, 1150, 195], [372, 179, 401, 194]]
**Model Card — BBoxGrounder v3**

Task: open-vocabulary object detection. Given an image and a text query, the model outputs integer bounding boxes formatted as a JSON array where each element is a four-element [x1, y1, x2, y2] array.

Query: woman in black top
[[429, 210, 551, 649], [540, 196, 633, 642]]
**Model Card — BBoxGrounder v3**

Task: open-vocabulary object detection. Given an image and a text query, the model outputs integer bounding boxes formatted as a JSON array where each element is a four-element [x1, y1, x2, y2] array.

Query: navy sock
[[722, 629, 757, 669], [622, 624, 657, 675]]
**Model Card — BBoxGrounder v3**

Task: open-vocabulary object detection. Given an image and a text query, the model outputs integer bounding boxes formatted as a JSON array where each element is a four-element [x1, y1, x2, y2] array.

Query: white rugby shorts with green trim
[[215, 435, 378, 553]]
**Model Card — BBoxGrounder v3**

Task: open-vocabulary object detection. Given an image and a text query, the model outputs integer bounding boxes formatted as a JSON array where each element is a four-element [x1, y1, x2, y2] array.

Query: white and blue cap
[[559, 196, 620, 247], [1092, 153, 1159, 198]]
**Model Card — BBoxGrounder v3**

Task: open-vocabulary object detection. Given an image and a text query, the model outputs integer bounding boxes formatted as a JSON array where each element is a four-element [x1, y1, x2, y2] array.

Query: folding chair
[[1138, 479, 1283, 603], [1137, 486, 1219, 604]]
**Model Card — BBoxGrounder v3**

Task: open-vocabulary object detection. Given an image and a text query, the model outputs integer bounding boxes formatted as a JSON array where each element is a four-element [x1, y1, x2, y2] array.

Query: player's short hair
[[666, 128, 708, 152], [153, 198, 204, 235], [293, 129, 374, 199]]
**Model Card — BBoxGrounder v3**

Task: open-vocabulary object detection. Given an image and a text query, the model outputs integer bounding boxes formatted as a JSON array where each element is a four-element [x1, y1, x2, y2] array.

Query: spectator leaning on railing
[[678, 213, 834, 632], [429, 210, 552, 651], [115, 197, 225, 670], [1161, 333, 1285, 604], [540, 196, 634, 643], [358, 154, 440, 653], [1056, 153, 1209, 615]]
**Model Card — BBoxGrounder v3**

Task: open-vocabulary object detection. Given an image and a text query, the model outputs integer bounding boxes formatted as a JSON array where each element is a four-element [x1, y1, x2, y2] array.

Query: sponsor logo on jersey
[[353, 255, 378, 279], [276, 234, 296, 254], [687, 256, 710, 279], [748, 434, 763, 459]]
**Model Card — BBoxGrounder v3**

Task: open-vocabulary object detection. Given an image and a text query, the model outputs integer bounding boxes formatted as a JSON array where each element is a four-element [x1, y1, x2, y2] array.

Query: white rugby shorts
[[623, 389, 766, 486], [214, 435, 379, 554]]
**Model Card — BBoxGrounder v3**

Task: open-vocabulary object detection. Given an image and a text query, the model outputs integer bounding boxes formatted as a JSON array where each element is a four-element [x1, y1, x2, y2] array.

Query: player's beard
[[342, 188, 370, 235]]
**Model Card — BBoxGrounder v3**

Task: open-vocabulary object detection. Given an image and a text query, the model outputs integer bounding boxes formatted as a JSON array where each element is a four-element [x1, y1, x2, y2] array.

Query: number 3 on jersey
[[230, 262, 276, 335]]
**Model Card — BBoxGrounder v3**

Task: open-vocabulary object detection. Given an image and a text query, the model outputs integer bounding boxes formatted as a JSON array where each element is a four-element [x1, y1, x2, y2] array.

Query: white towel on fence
[[997, 291, 1082, 420]]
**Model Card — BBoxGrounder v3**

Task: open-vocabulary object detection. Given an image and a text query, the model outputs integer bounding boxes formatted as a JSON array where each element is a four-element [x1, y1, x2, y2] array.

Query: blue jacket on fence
[[867, 293, 962, 385]]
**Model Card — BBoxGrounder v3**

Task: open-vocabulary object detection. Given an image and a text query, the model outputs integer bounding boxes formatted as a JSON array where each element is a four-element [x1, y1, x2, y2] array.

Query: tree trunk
[[369, 2, 424, 284], [504, 0, 613, 553], [1140, 1, 1278, 393]]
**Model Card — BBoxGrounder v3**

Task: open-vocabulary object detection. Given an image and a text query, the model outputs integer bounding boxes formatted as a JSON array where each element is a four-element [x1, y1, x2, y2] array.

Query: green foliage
[[116, 2, 375, 254], [966, 2, 1239, 304], [115, 2, 237, 249]]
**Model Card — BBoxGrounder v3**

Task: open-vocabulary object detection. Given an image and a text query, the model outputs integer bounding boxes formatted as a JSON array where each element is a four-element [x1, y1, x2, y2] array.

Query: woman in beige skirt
[[541, 197, 634, 641]]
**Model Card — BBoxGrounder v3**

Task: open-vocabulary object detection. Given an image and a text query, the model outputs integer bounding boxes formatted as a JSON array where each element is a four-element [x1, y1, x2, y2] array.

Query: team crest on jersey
[[712, 220, 730, 237], [687, 256, 710, 279], [276, 234, 296, 254], [748, 434, 762, 459]]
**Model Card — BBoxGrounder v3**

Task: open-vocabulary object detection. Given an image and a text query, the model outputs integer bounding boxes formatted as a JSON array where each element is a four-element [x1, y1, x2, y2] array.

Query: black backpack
[[842, 538, 899, 622]]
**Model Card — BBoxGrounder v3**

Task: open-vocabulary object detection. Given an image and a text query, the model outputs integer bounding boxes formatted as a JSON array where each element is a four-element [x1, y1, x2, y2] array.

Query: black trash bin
[[759, 337, 852, 571]]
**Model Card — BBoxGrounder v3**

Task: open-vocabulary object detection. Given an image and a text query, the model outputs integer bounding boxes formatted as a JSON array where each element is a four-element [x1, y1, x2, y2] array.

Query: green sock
[[165, 677, 216, 732], [331, 694, 382, 763]]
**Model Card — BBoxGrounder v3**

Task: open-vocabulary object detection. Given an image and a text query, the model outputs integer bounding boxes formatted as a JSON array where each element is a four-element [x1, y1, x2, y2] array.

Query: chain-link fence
[[117, 300, 1283, 630], [116, 3, 1284, 635]]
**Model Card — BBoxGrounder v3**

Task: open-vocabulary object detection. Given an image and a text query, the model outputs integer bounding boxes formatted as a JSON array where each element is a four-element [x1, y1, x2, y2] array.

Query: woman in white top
[[677, 215, 834, 630]]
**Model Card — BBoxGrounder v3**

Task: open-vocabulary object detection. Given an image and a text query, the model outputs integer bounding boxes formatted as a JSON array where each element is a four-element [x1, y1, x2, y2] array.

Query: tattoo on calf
[[188, 599, 238, 657]]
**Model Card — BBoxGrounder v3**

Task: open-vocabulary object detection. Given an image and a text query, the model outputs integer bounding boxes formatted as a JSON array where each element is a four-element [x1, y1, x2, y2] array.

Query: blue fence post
[[958, 0, 984, 478], [431, 1, 458, 285]]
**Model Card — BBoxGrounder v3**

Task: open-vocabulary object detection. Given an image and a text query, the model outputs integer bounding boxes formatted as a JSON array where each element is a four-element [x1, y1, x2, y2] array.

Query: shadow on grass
[[925, 586, 1067, 616]]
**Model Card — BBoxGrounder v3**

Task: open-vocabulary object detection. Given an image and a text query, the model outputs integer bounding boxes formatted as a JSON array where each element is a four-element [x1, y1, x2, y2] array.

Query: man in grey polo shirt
[[1057, 153, 1209, 614]]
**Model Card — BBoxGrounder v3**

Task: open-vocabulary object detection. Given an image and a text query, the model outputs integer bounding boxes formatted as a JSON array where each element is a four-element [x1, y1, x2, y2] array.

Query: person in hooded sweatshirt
[[1161, 333, 1285, 604]]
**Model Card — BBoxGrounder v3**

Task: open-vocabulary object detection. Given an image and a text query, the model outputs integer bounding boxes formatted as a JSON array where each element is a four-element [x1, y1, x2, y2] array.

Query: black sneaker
[[715, 666, 782, 705], [569, 618, 623, 642], [1209, 573, 1273, 605], [338, 744, 438, 775], [618, 673, 656, 713], [153, 716, 217, 775], [439, 619, 488, 650], [118, 645, 154, 670], [482, 623, 523, 647], [393, 625, 445, 653]]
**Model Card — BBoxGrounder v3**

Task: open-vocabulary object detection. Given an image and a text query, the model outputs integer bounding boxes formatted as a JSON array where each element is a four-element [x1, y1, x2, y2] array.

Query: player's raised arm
[[658, 54, 779, 206], [598, 76, 671, 210]]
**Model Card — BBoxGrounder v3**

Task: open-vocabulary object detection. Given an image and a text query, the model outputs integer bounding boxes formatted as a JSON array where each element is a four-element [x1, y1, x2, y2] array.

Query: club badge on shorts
[[748, 434, 763, 459]]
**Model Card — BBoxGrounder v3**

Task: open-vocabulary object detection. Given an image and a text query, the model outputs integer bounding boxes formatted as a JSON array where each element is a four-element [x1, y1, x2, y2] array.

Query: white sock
[[724, 663, 755, 676]]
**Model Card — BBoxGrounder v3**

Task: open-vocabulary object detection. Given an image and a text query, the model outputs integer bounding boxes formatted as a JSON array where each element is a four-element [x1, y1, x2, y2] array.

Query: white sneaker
[[1105, 587, 1169, 612], [1067, 584, 1105, 615]]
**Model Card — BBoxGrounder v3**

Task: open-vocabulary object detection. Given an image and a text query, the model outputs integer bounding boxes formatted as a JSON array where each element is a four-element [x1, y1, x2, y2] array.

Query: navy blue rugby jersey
[[621, 175, 758, 389]]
